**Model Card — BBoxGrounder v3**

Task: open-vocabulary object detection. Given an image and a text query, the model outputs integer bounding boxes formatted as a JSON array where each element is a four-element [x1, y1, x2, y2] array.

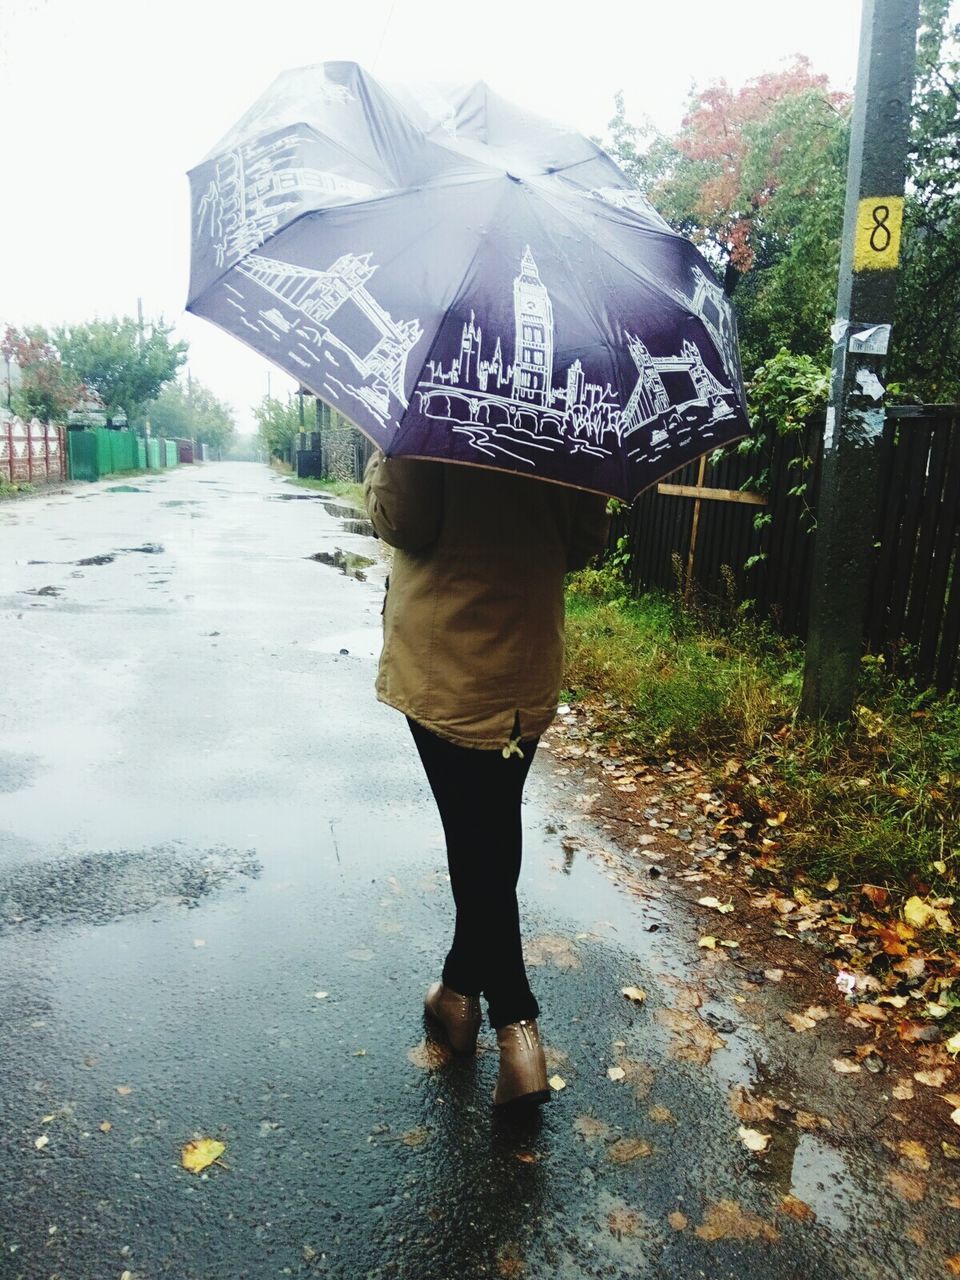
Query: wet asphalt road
[[1, 463, 957, 1280]]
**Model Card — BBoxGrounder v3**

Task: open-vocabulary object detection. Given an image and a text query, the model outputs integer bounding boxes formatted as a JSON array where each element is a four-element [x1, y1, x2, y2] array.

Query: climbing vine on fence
[[711, 348, 830, 569]]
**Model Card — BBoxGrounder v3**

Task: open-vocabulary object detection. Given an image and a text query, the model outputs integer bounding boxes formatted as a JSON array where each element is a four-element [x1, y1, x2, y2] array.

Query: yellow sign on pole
[[853, 196, 904, 271]]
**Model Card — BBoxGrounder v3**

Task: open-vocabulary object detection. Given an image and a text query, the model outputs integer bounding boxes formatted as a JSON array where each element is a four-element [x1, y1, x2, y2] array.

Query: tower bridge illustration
[[415, 245, 736, 466], [235, 250, 424, 416], [196, 132, 376, 270]]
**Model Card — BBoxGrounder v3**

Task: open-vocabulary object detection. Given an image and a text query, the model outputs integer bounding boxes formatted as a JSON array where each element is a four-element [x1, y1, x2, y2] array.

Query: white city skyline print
[[209, 249, 424, 427], [196, 130, 377, 271], [416, 245, 737, 469]]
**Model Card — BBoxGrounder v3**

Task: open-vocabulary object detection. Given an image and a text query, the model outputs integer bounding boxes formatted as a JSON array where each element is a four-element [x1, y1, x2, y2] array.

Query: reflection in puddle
[[788, 1132, 858, 1232], [308, 548, 374, 581]]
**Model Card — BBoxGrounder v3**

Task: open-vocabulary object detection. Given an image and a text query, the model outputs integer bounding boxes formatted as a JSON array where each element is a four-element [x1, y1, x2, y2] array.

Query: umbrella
[[186, 62, 749, 501]]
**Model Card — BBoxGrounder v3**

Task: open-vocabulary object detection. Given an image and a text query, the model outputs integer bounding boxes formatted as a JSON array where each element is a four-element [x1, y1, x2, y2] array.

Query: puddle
[[786, 1132, 861, 1232], [118, 543, 164, 555], [307, 548, 374, 581], [341, 517, 375, 536], [21, 585, 62, 597], [323, 500, 363, 520], [76, 553, 115, 566], [105, 485, 147, 493], [268, 493, 325, 502], [161, 500, 201, 507]]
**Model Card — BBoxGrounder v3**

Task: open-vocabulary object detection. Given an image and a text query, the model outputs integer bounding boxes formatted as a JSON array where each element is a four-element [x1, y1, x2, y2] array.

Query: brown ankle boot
[[493, 1019, 550, 1107], [423, 981, 482, 1054]]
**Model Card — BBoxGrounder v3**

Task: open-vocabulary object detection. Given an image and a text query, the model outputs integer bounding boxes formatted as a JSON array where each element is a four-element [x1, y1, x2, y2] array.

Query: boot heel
[[494, 1019, 550, 1107]]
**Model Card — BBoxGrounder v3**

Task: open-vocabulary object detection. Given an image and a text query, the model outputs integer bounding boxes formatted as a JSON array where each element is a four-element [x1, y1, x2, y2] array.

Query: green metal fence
[[67, 430, 98, 481], [67, 428, 180, 482]]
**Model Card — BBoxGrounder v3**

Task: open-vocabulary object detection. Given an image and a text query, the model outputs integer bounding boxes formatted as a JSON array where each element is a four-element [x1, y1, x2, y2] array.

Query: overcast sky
[[0, 0, 867, 433]]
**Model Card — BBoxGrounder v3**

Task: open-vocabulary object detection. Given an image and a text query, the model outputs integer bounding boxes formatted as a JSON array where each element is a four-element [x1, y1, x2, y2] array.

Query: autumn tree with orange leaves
[[606, 57, 850, 376]]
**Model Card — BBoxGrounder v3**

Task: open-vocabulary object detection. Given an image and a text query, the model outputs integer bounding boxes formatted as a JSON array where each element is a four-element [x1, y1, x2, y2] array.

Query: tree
[[54, 316, 187, 427], [145, 378, 237, 455], [604, 29, 960, 399], [893, 0, 960, 399], [605, 62, 851, 376], [254, 393, 302, 459], [1, 325, 82, 423]]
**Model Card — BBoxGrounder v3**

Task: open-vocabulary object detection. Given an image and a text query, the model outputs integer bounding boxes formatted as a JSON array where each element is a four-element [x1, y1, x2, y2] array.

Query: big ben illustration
[[511, 246, 554, 406]]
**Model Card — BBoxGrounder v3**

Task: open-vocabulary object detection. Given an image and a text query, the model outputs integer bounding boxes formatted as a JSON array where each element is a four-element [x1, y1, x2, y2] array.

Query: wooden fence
[[1, 416, 66, 485], [610, 406, 960, 691]]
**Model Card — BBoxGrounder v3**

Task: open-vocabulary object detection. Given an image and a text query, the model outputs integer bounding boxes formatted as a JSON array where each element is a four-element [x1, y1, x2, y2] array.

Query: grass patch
[[564, 563, 960, 897], [288, 474, 364, 509]]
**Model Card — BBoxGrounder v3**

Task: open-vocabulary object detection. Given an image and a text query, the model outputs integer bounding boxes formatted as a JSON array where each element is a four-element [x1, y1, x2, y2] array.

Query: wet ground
[[0, 463, 957, 1280]]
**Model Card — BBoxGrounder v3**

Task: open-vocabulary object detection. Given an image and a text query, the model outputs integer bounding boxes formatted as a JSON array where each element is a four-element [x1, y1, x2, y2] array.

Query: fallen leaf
[[951, 1108, 960, 1127], [607, 1136, 654, 1163], [765, 811, 788, 828], [729, 1086, 778, 1125], [548, 1074, 566, 1092], [407, 1039, 452, 1070], [116, 1085, 133, 1096], [667, 1210, 688, 1231], [180, 1137, 226, 1174], [885, 1169, 926, 1203], [947, 1032, 960, 1057], [738, 1126, 771, 1153], [698, 896, 735, 914], [892, 1081, 915, 1100], [523, 935, 581, 969], [621, 986, 646, 1003], [573, 1114, 611, 1140], [695, 1199, 779, 1242], [99, 1121, 112, 1133], [698, 936, 717, 949], [314, 991, 329, 1000], [915, 1069, 949, 1088], [607, 1207, 642, 1237], [764, 969, 784, 983], [897, 1140, 930, 1170], [945, 1257, 960, 1276], [778, 1194, 815, 1222], [34, 1134, 49, 1150], [401, 1127, 430, 1147], [648, 1104, 676, 1124], [607, 1066, 627, 1082], [832, 1058, 862, 1074], [514, 1151, 538, 1163], [785, 1012, 818, 1033], [942, 1142, 960, 1161]]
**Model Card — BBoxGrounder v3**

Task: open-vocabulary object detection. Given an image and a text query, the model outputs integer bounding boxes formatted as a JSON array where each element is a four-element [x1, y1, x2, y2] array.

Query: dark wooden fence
[[610, 405, 960, 691]]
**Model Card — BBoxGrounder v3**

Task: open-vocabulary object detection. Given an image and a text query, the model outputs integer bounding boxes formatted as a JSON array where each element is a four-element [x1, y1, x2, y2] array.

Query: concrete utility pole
[[801, 0, 920, 721]]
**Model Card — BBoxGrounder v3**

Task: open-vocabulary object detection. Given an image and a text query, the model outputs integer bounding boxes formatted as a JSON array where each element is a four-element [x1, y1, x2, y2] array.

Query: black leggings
[[407, 718, 541, 1029]]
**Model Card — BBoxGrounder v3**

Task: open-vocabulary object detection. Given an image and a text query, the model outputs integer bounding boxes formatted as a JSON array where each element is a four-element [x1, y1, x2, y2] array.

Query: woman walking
[[364, 452, 609, 1107]]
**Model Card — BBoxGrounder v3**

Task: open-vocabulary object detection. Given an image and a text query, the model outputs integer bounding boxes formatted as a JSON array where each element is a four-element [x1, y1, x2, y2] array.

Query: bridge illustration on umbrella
[[414, 246, 737, 466]]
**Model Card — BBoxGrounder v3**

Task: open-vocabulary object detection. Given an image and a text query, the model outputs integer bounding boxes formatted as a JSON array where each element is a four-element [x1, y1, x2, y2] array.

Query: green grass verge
[[564, 567, 960, 896], [283, 472, 365, 510]]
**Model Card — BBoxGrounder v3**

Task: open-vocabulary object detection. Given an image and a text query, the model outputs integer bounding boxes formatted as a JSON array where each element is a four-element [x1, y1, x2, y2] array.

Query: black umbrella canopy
[[187, 61, 748, 500]]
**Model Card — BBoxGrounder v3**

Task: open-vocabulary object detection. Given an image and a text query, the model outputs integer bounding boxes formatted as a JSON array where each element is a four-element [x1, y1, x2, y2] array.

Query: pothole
[[307, 548, 374, 581]]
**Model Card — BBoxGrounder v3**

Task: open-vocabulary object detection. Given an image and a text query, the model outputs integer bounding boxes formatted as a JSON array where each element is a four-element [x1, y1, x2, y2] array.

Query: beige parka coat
[[363, 452, 610, 751]]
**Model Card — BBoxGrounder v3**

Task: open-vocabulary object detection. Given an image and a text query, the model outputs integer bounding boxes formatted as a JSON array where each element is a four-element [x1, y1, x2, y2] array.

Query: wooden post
[[657, 460, 766, 597]]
